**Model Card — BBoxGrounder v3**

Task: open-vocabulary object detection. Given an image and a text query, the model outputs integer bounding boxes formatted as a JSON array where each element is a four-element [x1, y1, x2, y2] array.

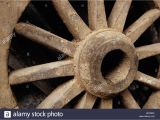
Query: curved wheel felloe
[[0, 0, 30, 108]]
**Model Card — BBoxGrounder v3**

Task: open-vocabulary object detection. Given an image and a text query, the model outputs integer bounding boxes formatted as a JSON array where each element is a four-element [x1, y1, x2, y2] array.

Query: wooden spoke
[[52, 0, 91, 40], [143, 91, 160, 109], [99, 98, 112, 109], [15, 23, 76, 57], [75, 92, 97, 109], [143, 65, 160, 109], [14, 106, 19, 109], [9, 60, 74, 85], [153, 0, 160, 8], [108, 0, 132, 32], [135, 71, 160, 89], [9, 53, 53, 95], [37, 79, 84, 109], [136, 43, 160, 60], [121, 89, 140, 109], [124, 9, 160, 43], [88, 0, 107, 30]]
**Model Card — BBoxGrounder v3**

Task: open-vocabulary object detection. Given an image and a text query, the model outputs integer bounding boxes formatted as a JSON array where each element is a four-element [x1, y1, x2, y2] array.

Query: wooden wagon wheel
[[0, 0, 160, 109]]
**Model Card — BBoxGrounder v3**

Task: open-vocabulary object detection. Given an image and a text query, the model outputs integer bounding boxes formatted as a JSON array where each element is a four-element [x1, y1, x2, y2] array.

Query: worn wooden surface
[[0, 0, 30, 108], [88, 0, 108, 30], [0, 0, 160, 108], [108, 0, 132, 32]]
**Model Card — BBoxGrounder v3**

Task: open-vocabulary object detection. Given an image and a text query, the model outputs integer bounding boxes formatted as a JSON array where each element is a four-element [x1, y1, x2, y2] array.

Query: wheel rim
[[0, 0, 30, 108], [0, 0, 160, 109]]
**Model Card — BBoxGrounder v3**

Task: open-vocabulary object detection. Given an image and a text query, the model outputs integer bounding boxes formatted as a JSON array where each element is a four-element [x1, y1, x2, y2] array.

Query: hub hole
[[101, 49, 130, 83]]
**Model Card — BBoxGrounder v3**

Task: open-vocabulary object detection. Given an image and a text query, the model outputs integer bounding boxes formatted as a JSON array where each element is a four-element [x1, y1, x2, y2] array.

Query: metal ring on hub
[[74, 30, 139, 98]]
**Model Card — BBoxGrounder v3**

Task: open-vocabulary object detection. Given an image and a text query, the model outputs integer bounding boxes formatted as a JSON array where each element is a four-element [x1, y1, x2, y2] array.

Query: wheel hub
[[74, 29, 139, 98]]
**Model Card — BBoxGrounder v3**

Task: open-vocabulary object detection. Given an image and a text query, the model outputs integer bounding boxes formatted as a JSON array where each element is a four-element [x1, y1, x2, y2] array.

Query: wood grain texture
[[9, 60, 74, 85], [121, 89, 140, 109], [135, 71, 160, 90], [37, 79, 84, 108], [108, 0, 132, 32], [99, 98, 112, 109], [15, 23, 76, 57], [143, 91, 160, 109], [52, 0, 91, 40], [88, 0, 108, 30], [75, 93, 97, 109], [0, 0, 30, 108], [136, 43, 160, 60], [125, 9, 160, 43]]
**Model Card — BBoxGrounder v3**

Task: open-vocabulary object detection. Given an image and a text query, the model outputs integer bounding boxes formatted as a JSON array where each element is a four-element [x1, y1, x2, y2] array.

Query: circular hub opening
[[75, 30, 138, 98], [101, 49, 130, 84]]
